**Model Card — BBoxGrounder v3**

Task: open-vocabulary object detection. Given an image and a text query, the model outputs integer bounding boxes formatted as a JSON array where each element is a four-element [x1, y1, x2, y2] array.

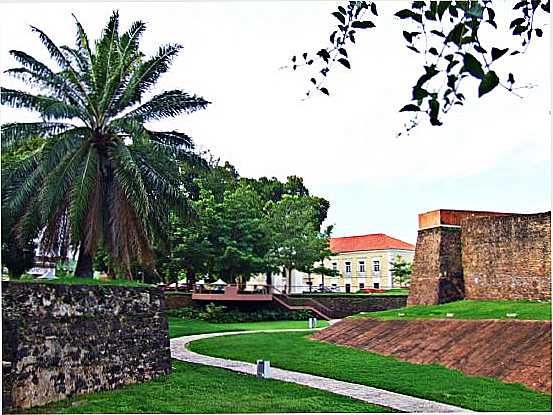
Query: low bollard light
[[256, 360, 271, 378], [308, 317, 318, 329]]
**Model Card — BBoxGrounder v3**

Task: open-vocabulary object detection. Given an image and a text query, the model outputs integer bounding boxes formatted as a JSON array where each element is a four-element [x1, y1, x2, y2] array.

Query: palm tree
[[1, 11, 209, 278]]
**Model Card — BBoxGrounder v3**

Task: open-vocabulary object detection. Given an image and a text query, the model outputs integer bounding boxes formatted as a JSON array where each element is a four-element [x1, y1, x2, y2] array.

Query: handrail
[[272, 287, 334, 318]]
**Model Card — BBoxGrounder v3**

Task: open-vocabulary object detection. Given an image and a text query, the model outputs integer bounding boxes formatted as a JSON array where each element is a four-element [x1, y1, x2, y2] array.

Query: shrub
[[199, 303, 228, 321], [165, 305, 314, 323], [165, 306, 202, 319]]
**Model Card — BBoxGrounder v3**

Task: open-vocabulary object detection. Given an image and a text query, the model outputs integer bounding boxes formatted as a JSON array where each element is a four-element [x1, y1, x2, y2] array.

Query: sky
[[1, 0, 551, 244]]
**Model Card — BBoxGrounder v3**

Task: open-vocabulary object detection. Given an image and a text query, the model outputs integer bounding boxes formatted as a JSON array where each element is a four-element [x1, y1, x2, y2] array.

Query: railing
[[285, 284, 401, 294], [193, 284, 272, 295], [272, 286, 334, 320]]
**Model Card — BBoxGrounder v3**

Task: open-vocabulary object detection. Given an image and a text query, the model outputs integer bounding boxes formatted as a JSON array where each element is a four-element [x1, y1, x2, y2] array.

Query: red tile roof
[[330, 233, 415, 254]]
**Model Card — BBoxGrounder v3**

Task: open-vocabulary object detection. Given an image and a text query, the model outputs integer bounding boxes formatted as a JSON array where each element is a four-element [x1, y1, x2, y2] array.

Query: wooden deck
[[191, 285, 273, 302]]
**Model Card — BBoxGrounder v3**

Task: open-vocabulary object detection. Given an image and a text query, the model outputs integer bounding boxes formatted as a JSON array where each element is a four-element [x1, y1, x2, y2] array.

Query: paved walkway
[[170, 330, 472, 413]]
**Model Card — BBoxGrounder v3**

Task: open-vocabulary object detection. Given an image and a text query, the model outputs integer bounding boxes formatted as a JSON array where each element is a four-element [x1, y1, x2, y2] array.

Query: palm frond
[[40, 206, 70, 256], [39, 142, 90, 223], [1, 88, 85, 121], [122, 90, 209, 122], [109, 140, 149, 222], [93, 10, 120, 98], [1, 122, 74, 151], [68, 146, 99, 245], [7, 50, 85, 106], [114, 43, 182, 112], [14, 198, 43, 246], [30, 25, 87, 97], [147, 130, 194, 149]]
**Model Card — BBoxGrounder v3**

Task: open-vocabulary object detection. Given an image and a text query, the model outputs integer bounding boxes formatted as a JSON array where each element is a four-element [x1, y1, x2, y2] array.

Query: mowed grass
[[355, 299, 552, 320], [168, 318, 328, 338], [189, 331, 552, 412], [23, 360, 391, 414]]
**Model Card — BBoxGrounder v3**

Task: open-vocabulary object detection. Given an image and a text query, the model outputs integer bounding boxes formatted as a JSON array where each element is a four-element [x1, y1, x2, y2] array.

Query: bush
[[166, 304, 313, 323], [199, 303, 227, 321], [165, 307, 202, 319]]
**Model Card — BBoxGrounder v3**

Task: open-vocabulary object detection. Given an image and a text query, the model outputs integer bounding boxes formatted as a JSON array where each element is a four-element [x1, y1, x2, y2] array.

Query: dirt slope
[[312, 318, 551, 394]]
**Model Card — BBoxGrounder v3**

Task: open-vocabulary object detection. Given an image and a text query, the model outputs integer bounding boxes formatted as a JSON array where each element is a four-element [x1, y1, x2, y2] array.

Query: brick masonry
[[313, 318, 552, 394], [407, 227, 464, 305], [408, 211, 551, 305], [287, 295, 407, 318], [462, 212, 551, 301], [2, 282, 171, 411]]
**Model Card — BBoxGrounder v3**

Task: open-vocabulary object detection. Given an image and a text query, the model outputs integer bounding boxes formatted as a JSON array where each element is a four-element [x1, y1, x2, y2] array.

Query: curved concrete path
[[170, 329, 471, 413]]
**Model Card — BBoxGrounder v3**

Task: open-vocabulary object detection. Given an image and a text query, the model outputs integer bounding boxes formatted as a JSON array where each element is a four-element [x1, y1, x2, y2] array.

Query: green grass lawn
[[10, 277, 151, 287], [168, 318, 328, 338], [22, 361, 391, 414], [189, 331, 552, 412], [355, 299, 552, 320]]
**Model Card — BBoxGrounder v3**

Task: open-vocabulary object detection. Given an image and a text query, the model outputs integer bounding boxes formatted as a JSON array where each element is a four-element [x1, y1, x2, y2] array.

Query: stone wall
[[2, 282, 171, 411], [407, 227, 464, 305], [408, 211, 551, 305], [288, 295, 407, 318], [462, 212, 551, 301]]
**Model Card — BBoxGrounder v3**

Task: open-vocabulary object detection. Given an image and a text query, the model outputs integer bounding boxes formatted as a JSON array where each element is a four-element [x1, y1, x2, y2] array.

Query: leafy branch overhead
[[285, 1, 378, 97], [288, 0, 549, 133]]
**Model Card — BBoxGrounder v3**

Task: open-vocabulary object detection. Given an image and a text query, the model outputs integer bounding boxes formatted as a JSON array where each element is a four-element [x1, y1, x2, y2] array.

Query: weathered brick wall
[[407, 227, 464, 305], [462, 212, 551, 301], [2, 282, 171, 411], [288, 295, 407, 318], [313, 318, 552, 394]]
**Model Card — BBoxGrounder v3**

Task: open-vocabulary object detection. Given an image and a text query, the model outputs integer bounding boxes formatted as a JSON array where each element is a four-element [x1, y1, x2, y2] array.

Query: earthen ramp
[[312, 318, 551, 394]]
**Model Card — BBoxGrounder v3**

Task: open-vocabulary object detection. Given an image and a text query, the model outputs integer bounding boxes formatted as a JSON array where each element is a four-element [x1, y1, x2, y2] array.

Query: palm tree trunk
[[74, 249, 93, 278]]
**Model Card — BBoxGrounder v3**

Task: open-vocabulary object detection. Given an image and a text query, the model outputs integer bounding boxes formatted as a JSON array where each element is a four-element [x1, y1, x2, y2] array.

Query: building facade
[[247, 233, 415, 294], [297, 233, 415, 293]]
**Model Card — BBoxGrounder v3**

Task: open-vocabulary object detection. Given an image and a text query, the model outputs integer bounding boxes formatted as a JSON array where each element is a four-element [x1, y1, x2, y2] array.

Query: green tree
[[212, 184, 268, 284], [390, 254, 413, 288], [308, 225, 338, 290], [1, 136, 44, 278], [1, 11, 209, 278], [1, 230, 36, 279], [266, 195, 328, 293], [155, 211, 214, 288]]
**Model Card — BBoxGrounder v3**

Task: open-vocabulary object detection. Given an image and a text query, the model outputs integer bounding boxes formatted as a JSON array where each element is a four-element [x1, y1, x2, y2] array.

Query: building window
[[332, 262, 337, 271], [318, 283, 323, 290], [359, 260, 365, 273], [345, 261, 351, 274], [359, 283, 365, 289], [345, 284, 351, 293], [373, 259, 380, 272], [332, 283, 338, 288], [373, 282, 380, 289]]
